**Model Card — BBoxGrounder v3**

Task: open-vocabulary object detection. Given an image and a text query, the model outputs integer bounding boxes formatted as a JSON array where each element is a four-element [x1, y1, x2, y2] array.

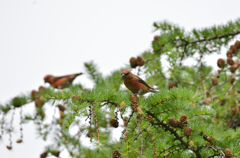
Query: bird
[[44, 72, 83, 89], [121, 70, 155, 95]]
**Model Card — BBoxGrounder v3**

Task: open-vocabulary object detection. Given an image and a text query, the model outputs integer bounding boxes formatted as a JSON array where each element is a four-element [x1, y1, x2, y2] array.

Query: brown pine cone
[[40, 152, 47, 158], [231, 108, 237, 115], [6, 146, 12, 150], [217, 58, 225, 68], [110, 119, 119, 128], [153, 35, 159, 41], [179, 114, 188, 127], [227, 50, 233, 58], [168, 82, 177, 89], [112, 150, 121, 158], [31, 90, 38, 99], [203, 98, 211, 105], [230, 44, 238, 53], [211, 77, 218, 86], [52, 151, 61, 157], [38, 86, 46, 92], [16, 139, 23, 143], [129, 57, 138, 68], [136, 56, 145, 66], [130, 94, 138, 103], [227, 57, 234, 65], [57, 104, 65, 111], [224, 148, 233, 158], [229, 64, 238, 73], [35, 98, 44, 107], [234, 40, 240, 49], [183, 127, 192, 136], [169, 118, 179, 128]]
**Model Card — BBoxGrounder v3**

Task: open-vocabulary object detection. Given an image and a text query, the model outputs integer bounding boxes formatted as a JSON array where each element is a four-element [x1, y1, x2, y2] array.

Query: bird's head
[[121, 70, 132, 80], [44, 75, 53, 83]]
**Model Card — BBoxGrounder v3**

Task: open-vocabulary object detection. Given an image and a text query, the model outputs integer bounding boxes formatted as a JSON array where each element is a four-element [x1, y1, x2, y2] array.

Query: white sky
[[1, 0, 240, 157]]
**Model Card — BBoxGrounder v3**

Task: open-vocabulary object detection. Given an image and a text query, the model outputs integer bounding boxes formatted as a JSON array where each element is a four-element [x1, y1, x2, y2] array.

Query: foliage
[[1, 18, 240, 158]]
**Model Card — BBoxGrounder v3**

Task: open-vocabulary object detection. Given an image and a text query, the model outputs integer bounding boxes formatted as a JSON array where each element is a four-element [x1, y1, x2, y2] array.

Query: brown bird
[[121, 70, 156, 95], [44, 72, 83, 89]]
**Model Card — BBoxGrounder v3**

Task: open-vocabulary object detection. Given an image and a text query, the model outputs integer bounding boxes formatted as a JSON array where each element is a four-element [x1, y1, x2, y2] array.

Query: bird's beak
[[44, 80, 47, 83], [121, 74, 125, 80]]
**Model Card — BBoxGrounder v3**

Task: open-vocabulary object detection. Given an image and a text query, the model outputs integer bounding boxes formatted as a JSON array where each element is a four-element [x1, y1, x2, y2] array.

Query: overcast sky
[[1, 0, 240, 157]]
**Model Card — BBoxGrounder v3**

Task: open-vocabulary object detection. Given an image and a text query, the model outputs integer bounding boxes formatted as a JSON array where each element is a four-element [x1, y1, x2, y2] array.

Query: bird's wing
[[137, 76, 154, 89], [53, 76, 65, 82]]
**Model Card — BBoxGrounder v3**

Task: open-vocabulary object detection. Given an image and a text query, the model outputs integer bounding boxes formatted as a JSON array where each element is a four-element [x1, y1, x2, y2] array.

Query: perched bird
[[44, 72, 83, 89], [121, 70, 155, 95]]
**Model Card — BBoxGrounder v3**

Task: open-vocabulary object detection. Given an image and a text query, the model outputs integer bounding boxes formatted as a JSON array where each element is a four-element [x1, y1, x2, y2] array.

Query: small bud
[[137, 107, 143, 115], [52, 151, 61, 157], [136, 56, 145, 66], [227, 57, 234, 65], [217, 58, 225, 68], [41, 110, 45, 117], [190, 141, 194, 146], [110, 119, 119, 128], [38, 86, 46, 92], [120, 101, 125, 109], [129, 57, 138, 68], [16, 139, 23, 143], [211, 77, 218, 85]]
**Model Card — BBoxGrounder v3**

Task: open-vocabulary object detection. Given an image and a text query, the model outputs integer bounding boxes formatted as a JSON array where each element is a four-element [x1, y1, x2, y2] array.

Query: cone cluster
[[169, 114, 188, 128], [110, 119, 119, 128], [179, 114, 188, 127], [112, 150, 121, 158], [129, 56, 145, 68], [210, 76, 218, 86], [32, 86, 46, 107]]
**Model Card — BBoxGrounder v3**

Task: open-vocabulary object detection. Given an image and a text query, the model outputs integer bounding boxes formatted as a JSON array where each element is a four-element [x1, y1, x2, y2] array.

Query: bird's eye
[[126, 73, 129, 75]]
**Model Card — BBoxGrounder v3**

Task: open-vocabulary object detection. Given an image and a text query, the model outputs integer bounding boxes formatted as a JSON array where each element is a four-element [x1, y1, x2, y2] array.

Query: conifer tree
[[1, 18, 240, 158]]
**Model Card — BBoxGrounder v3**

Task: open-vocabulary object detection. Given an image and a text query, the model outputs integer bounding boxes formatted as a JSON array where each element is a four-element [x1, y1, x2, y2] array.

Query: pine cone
[[40, 152, 47, 158], [110, 119, 119, 128], [168, 82, 177, 89], [179, 114, 188, 127], [41, 110, 45, 117], [38, 86, 46, 92], [137, 107, 143, 114], [59, 111, 65, 117], [226, 50, 233, 58], [227, 57, 234, 65], [229, 64, 238, 73], [57, 104, 65, 111], [112, 150, 121, 158], [183, 127, 192, 136], [153, 35, 159, 41], [12, 97, 22, 107], [211, 77, 218, 86], [168, 118, 179, 128], [230, 44, 238, 53], [31, 90, 38, 99], [6, 146, 12, 150], [230, 76, 235, 84], [147, 115, 153, 122], [129, 57, 138, 68], [130, 94, 138, 103], [234, 40, 240, 49], [189, 141, 194, 146], [35, 98, 44, 107], [224, 148, 233, 158], [136, 56, 145, 66], [217, 58, 225, 68]]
